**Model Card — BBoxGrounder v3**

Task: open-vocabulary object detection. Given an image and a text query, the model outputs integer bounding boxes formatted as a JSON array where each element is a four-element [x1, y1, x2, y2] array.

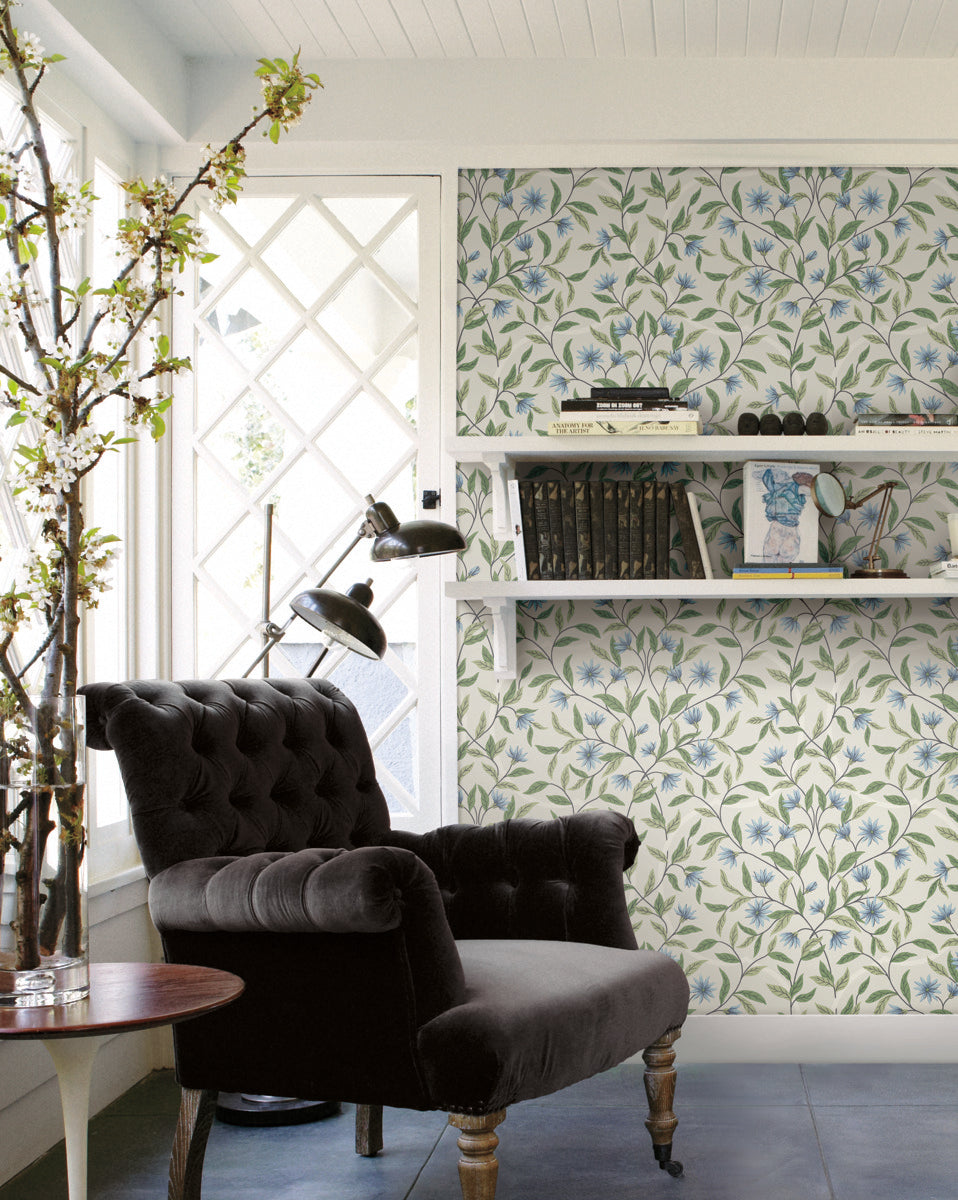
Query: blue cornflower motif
[[746, 898, 774, 928], [506, 745, 527, 764], [845, 745, 865, 763], [829, 789, 846, 810], [859, 818, 883, 845], [660, 315, 678, 336], [892, 847, 911, 868], [782, 931, 801, 948], [915, 742, 940, 770], [690, 976, 715, 1002], [612, 317, 633, 338], [521, 265, 547, 294], [933, 272, 956, 292], [888, 374, 907, 395], [725, 690, 742, 710], [676, 272, 696, 290], [887, 689, 906, 710], [584, 710, 605, 729], [684, 870, 704, 888], [859, 897, 885, 927], [922, 394, 944, 412], [747, 186, 773, 214], [853, 394, 875, 414], [835, 191, 852, 209], [550, 373, 569, 395], [892, 215, 910, 236], [783, 789, 802, 811], [853, 711, 872, 730], [515, 711, 534, 730], [659, 632, 677, 652], [640, 740, 657, 756], [810, 898, 825, 914], [764, 745, 787, 766], [779, 824, 795, 839], [766, 385, 782, 406], [555, 215, 573, 237], [779, 192, 796, 208], [660, 772, 681, 792], [916, 976, 941, 1004], [830, 930, 850, 951], [472, 267, 488, 283], [859, 266, 885, 295], [747, 818, 773, 846], [550, 688, 569, 709], [612, 773, 632, 792], [577, 344, 603, 372], [835, 822, 851, 840], [753, 237, 774, 254], [684, 707, 702, 725], [719, 215, 738, 236], [690, 344, 714, 372], [746, 266, 773, 296], [782, 299, 801, 318], [933, 227, 950, 248], [597, 228, 612, 248], [718, 846, 738, 868], [810, 267, 825, 283], [521, 186, 546, 213], [667, 348, 683, 366], [690, 740, 717, 769], [514, 232, 534, 253], [852, 864, 871, 884], [497, 190, 514, 208], [933, 904, 956, 922], [830, 299, 849, 319], [667, 665, 683, 683], [577, 741, 602, 770], [685, 390, 702, 410], [765, 701, 781, 723], [691, 660, 715, 687], [491, 298, 512, 318], [754, 869, 775, 886], [612, 632, 632, 653], [917, 661, 941, 687], [859, 187, 883, 213], [923, 711, 943, 728], [852, 233, 872, 253], [609, 352, 627, 369], [830, 615, 849, 634], [515, 394, 534, 415], [596, 271, 618, 291], [577, 660, 603, 687], [490, 790, 509, 811], [685, 237, 704, 256], [725, 373, 742, 394], [676, 904, 697, 921], [916, 345, 941, 372]]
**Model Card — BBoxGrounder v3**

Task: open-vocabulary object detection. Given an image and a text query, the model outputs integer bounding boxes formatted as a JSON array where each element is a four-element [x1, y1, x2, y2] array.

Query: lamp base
[[849, 567, 909, 579], [216, 1093, 341, 1126]]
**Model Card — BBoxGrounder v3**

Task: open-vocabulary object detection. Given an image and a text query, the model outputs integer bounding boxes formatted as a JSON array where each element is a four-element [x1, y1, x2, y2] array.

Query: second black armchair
[[81, 677, 690, 1200]]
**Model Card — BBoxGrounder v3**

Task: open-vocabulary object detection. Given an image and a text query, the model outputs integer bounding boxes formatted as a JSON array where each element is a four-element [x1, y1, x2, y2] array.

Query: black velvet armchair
[[81, 677, 690, 1200]]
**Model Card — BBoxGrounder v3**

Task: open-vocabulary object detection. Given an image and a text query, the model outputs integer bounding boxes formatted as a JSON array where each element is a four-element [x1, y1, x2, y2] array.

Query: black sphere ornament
[[759, 412, 783, 435], [782, 412, 806, 436], [805, 412, 828, 436], [737, 412, 760, 436]]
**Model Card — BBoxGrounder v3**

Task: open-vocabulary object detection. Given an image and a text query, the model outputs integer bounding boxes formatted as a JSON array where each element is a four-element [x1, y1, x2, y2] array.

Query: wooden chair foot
[[168, 1087, 217, 1200], [355, 1103, 383, 1156], [643, 1028, 683, 1178], [448, 1109, 506, 1200]]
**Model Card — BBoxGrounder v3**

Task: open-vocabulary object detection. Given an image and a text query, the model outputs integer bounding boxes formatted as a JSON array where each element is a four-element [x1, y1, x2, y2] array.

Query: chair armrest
[[383, 812, 640, 949]]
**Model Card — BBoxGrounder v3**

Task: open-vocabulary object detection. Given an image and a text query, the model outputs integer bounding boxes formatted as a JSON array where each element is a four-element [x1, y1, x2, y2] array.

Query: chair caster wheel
[[662, 1160, 684, 1177]]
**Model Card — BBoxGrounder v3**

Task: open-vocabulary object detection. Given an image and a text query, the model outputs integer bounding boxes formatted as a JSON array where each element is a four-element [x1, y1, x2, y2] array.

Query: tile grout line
[[402, 1118, 450, 1198], [799, 1064, 837, 1200]]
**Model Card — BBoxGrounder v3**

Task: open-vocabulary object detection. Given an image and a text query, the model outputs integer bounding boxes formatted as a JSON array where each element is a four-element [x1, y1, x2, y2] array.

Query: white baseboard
[[669, 1013, 957, 1063]]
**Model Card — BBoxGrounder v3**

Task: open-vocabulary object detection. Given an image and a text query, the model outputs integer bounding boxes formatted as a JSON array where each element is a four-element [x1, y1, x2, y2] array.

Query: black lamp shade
[[290, 582, 387, 660], [365, 499, 466, 562]]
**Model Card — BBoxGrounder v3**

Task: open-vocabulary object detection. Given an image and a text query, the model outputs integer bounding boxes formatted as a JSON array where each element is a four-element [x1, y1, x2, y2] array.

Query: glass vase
[[0, 695, 89, 1006]]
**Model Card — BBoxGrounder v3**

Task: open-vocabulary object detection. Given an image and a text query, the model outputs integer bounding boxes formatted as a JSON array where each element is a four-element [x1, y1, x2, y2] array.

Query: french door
[[171, 176, 443, 831]]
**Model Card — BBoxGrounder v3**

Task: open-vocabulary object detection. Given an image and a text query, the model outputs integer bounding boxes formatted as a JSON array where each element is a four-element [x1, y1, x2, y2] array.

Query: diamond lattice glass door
[[172, 177, 441, 830]]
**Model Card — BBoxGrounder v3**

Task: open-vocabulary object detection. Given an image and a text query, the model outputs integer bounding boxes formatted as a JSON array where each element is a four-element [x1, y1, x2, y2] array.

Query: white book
[[854, 424, 955, 436], [685, 489, 714, 580], [548, 417, 701, 436], [507, 477, 528, 582], [742, 460, 821, 566]]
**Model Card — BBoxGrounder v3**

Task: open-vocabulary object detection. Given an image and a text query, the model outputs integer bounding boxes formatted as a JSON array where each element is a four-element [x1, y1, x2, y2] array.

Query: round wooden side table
[[0, 961, 244, 1200]]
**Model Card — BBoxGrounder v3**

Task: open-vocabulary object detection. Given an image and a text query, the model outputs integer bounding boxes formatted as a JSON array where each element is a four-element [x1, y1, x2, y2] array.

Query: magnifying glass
[[811, 472, 908, 579]]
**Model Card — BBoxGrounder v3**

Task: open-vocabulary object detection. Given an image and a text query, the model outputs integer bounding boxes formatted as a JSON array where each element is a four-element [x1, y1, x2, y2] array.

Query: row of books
[[550, 387, 701, 437], [509, 477, 710, 582], [731, 563, 846, 580], [854, 413, 958, 436]]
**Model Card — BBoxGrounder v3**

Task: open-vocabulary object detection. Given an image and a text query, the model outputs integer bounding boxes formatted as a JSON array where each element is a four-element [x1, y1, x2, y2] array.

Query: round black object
[[216, 1094, 342, 1126], [782, 412, 805, 436], [737, 412, 760, 436], [805, 412, 829, 435], [759, 412, 783, 435]]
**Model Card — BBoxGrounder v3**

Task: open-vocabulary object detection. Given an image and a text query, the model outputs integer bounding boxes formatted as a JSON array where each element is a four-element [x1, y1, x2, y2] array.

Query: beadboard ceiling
[[135, 0, 958, 60]]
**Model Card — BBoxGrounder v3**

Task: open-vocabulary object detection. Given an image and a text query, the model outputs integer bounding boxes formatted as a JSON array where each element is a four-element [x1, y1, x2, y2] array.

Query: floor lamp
[[219, 492, 463, 1126]]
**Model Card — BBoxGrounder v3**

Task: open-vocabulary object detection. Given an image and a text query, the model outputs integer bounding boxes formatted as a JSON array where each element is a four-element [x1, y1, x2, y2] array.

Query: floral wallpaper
[[455, 166, 958, 1016]]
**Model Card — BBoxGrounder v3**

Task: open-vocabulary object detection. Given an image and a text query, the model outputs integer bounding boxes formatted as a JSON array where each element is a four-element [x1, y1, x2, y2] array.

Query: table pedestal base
[[44, 1034, 110, 1200]]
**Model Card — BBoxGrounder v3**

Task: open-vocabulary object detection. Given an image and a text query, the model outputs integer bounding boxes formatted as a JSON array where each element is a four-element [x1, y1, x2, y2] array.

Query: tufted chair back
[[81, 677, 392, 878]]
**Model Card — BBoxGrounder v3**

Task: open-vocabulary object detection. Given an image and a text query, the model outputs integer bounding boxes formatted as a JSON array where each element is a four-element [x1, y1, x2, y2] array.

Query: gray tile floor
[[2, 1062, 956, 1200]]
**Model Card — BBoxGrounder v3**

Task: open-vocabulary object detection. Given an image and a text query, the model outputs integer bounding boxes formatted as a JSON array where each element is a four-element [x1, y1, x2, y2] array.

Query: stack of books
[[930, 558, 958, 580], [853, 413, 958, 437], [548, 387, 701, 437], [732, 563, 846, 580], [508, 476, 709, 582]]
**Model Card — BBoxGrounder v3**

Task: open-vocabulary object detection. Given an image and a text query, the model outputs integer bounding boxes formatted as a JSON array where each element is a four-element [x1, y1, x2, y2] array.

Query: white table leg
[[44, 1035, 110, 1200]]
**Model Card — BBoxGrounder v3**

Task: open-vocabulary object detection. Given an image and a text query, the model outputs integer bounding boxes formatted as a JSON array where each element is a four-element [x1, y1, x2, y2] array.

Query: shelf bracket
[[481, 450, 513, 538], [487, 597, 517, 680]]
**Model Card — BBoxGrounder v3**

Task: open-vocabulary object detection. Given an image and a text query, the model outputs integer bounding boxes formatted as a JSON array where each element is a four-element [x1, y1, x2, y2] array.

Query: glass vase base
[[0, 956, 90, 1007]]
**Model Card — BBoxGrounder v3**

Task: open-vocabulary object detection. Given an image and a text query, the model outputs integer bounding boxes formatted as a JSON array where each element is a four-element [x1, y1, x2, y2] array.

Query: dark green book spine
[[589, 480, 605, 580], [602, 480, 618, 581], [655, 480, 671, 579], [518, 480, 540, 581], [670, 481, 705, 580], [559, 482, 578, 581], [617, 481, 631, 580], [642, 481, 656, 580], [547, 479, 564, 580], [629, 480, 644, 580], [533, 481, 553, 580], [574, 481, 593, 580]]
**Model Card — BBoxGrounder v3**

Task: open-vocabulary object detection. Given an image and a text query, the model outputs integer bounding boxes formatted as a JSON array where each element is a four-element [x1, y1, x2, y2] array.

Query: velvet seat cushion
[[419, 940, 690, 1115]]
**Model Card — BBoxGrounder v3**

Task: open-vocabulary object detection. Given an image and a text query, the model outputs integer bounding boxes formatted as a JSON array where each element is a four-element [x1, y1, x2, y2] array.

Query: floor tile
[[803, 1061, 958, 1108], [815, 1103, 958, 1200]]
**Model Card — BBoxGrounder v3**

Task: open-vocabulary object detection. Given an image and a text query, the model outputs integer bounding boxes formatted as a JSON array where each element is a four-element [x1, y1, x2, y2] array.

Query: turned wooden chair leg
[[448, 1110, 507, 1200], [643, 1028, 683, 1178], [355, 1103, 383, 1156], [168, 1087, 218, 1200]]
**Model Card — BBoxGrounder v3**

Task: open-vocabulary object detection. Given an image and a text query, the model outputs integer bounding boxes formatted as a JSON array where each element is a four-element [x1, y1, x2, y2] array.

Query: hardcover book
[[589, 480, 605, 579], [685, 490, 713, 580], [655, 481, 671, 579], [559, 482, 578, 581], [546, 479, 564, 580], [533, 481, 553, 580], [642, 481, 657, 580], [629, 480, 644, 579], [670, 482, 706, 580], [742, 460, 821, 566], [617, 481, 631, 580], [602, 480, 618, 580], [574, 481, 593, 580]]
